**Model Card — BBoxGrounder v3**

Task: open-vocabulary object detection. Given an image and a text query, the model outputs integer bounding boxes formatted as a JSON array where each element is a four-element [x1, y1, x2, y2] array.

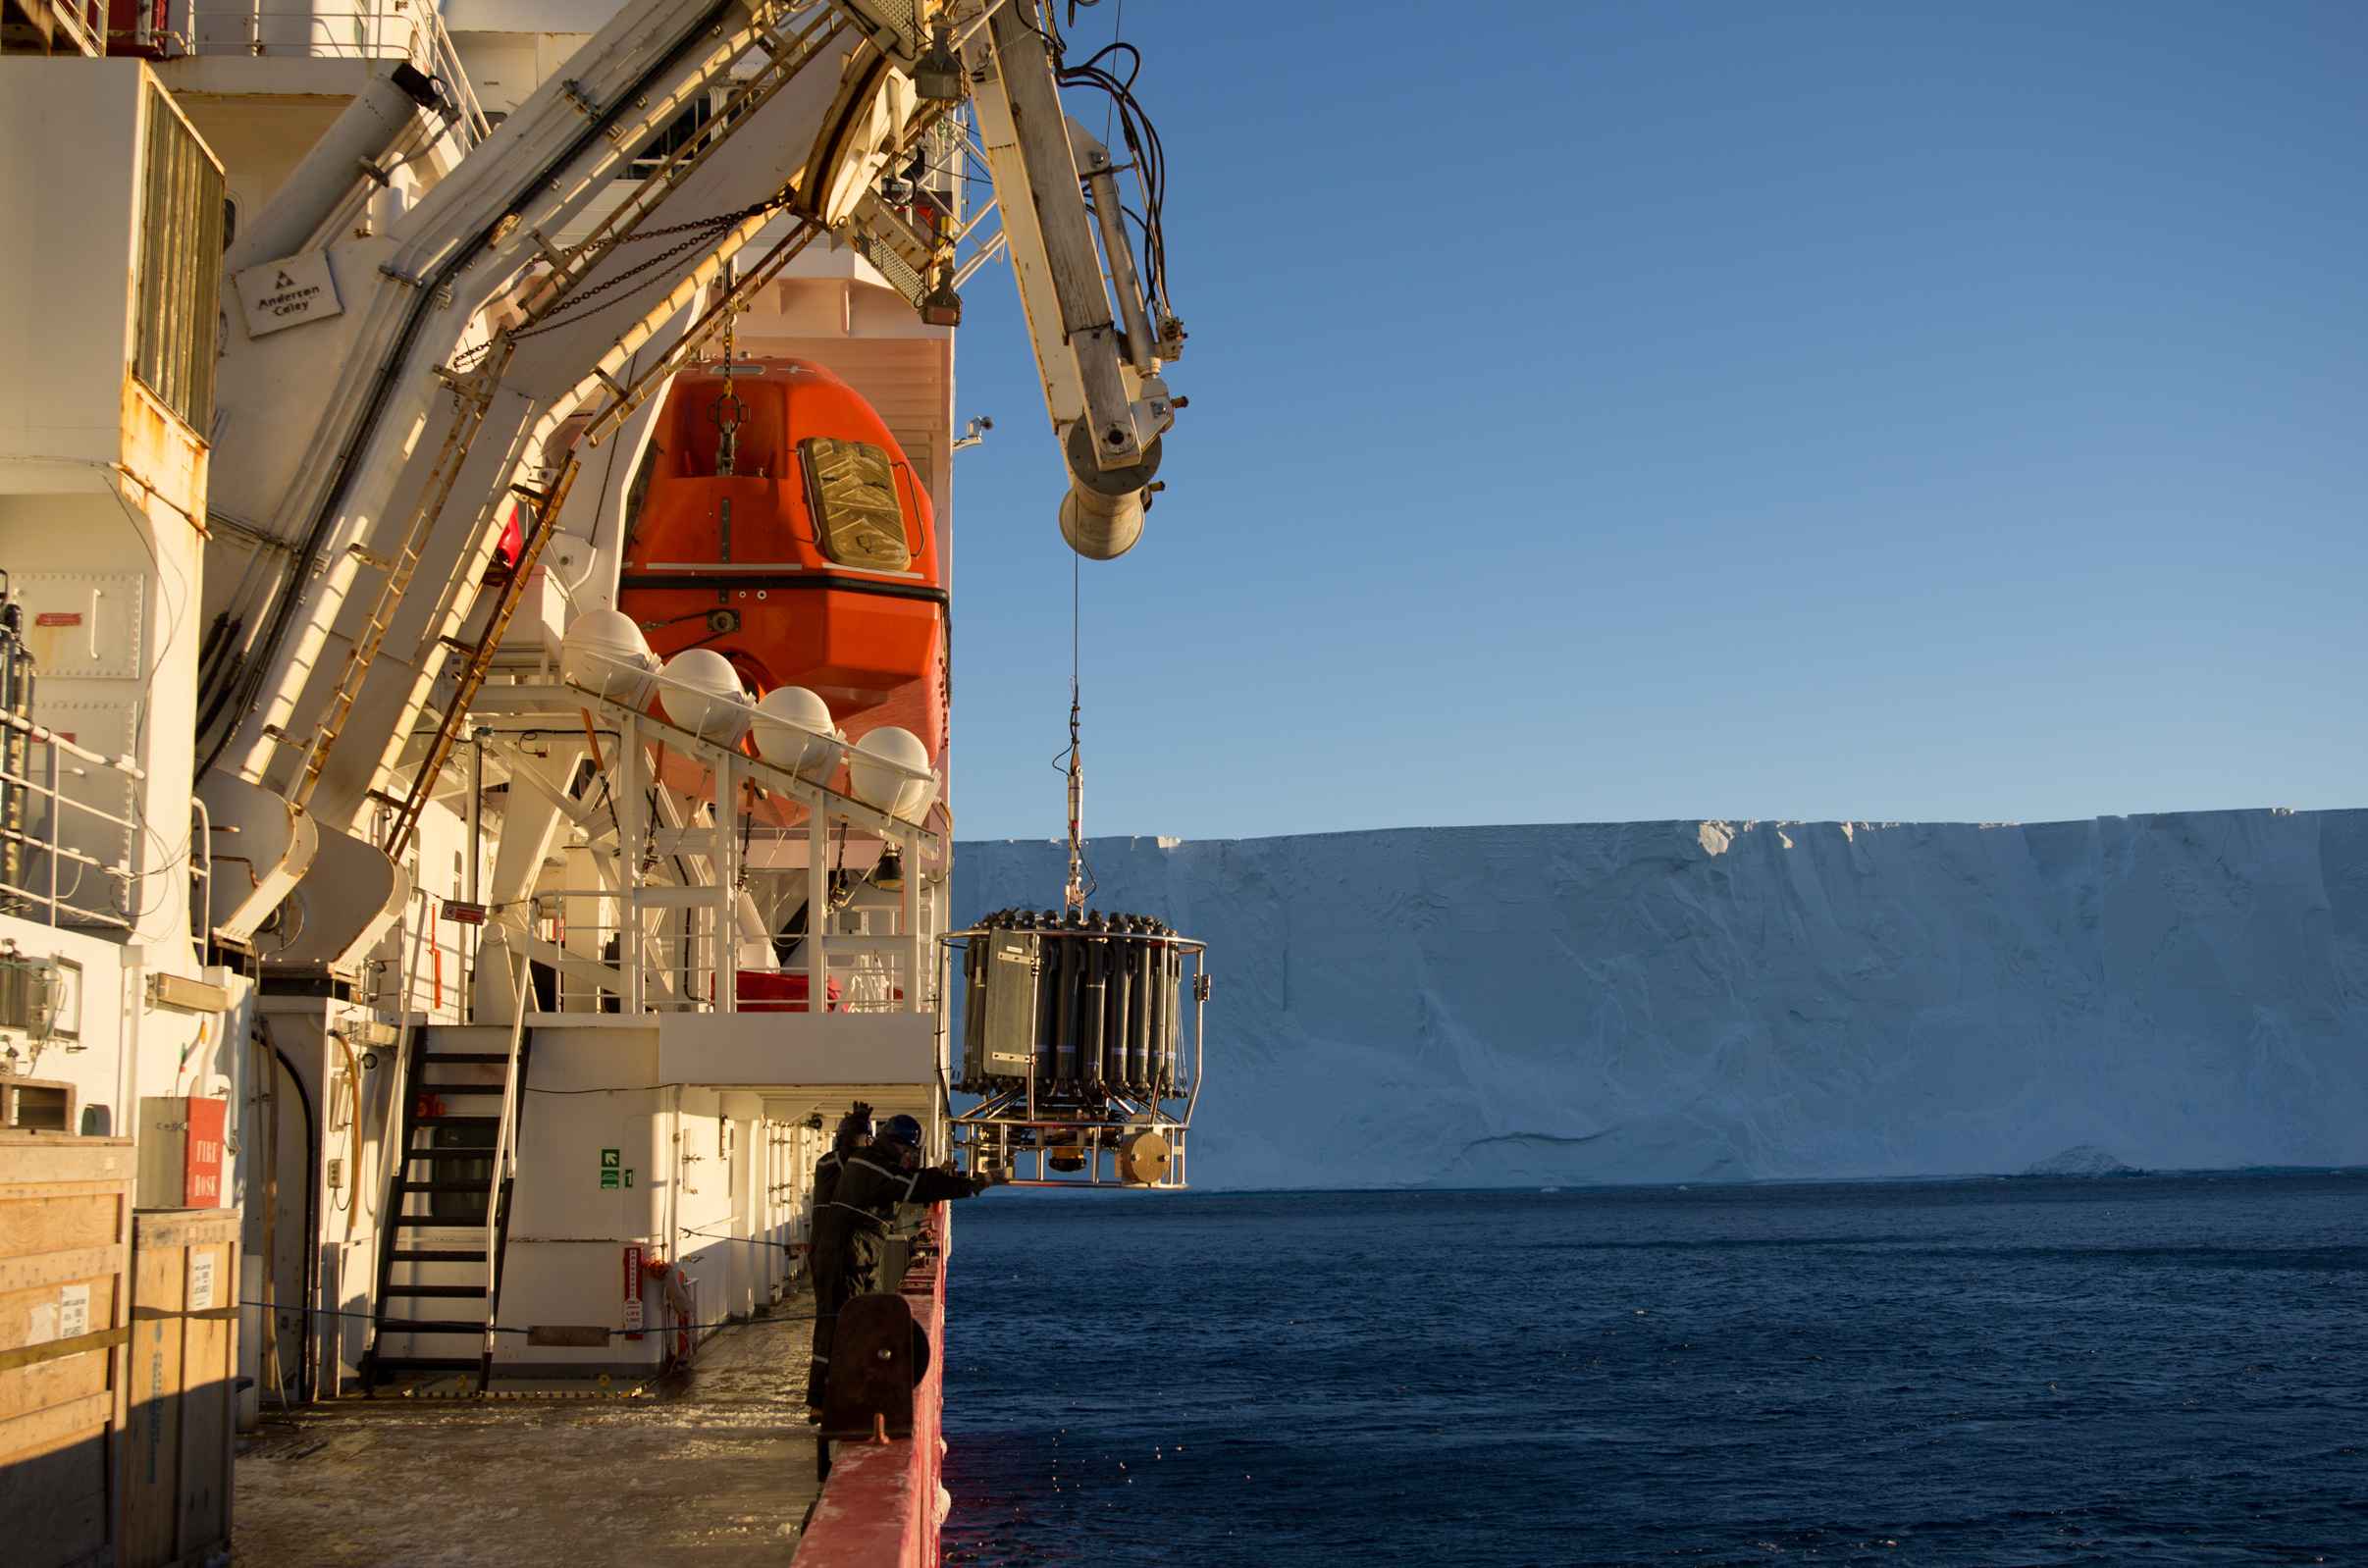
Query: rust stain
[[118, 373, 209, 535]]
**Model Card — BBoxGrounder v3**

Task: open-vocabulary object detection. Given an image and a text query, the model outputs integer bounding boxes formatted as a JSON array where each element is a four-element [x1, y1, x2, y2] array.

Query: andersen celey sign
[[235, 249, 343, 337]]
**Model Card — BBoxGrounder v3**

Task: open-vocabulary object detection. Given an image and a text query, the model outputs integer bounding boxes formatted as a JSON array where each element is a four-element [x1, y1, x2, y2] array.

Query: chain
[[507, 193, 792, 342]]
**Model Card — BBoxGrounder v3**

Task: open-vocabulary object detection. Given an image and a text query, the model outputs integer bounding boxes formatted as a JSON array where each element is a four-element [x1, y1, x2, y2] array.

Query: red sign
[[442, 900, 486, 926], [622, 1244, 645, 1339], [184, 1096, 225, 1206], [32, 611, 80, 627]]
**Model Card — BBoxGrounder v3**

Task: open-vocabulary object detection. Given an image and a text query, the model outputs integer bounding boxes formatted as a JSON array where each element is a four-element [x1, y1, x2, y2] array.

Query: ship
[[0, 1, 1201, 1561]]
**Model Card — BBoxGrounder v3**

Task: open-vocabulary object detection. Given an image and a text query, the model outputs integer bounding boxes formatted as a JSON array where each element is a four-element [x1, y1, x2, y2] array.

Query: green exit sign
[[601, 1148, 620, 1188]]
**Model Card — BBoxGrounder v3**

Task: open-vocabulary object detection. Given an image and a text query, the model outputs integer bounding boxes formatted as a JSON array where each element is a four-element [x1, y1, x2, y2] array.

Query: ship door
[[254, 1042, 312, 1410]]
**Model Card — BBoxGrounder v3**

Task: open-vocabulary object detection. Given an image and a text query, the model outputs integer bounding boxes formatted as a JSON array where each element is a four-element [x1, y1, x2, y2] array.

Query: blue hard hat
[[879, 1114, 923, 1147]]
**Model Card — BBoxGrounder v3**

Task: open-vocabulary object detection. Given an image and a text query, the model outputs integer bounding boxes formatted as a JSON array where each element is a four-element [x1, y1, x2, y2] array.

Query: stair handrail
[[480, 953, 533, 1375], [414, 1, 490, 151], [358, 1001, 426, 1394]]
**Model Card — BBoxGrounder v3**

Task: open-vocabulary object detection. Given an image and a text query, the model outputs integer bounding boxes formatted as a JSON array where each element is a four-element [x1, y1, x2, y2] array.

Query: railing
[[480, 958, 532, 1373], [38, 0, 107, 58], [0, 713, 143, 933], [464, 678, 944, 1019], [526, 888, 927, 1017], [179, 1, 489, 150]]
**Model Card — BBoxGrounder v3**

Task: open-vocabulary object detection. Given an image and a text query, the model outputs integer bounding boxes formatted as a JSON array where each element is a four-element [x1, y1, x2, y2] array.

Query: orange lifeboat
[[617, 357, 945, 781]]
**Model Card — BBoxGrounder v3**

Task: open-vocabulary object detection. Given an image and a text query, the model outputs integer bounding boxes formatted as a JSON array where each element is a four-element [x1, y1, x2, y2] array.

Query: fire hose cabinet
[[121, 1209, 238, 1568], [134, 1096, 224, 1209]]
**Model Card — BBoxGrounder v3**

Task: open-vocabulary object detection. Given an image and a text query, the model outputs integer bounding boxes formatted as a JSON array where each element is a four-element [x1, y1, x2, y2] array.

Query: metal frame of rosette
[[935, 917, 1207, 1188]]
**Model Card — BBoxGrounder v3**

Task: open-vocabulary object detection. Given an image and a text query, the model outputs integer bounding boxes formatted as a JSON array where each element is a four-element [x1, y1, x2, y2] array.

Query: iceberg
[[2021, 1145, 2138, 1177], [955, 810, 2368, 1190]]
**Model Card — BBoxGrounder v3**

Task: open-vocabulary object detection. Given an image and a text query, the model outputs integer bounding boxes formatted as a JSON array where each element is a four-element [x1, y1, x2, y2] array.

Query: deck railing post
[[715, 748, 735, 1013], [903, 824, 920, 1013], [807, 796, 827, 1013], [620, 714, 644, 1015]]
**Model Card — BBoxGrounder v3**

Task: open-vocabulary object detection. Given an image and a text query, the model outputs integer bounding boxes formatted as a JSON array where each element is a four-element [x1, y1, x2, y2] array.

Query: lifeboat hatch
[[802, 437, 911, 571]]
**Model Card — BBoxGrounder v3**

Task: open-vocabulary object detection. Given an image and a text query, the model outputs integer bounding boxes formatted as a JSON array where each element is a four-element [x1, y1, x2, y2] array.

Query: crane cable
[[1060, 553, 1093, 914], [1051, 0, 1128, 917]]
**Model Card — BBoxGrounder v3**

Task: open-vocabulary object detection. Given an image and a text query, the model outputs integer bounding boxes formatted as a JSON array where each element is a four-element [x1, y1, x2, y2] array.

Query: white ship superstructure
[[3, 0, 1196, 1555]]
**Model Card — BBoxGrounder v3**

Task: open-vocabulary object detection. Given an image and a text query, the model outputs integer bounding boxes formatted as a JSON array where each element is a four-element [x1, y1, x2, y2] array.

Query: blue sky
[[942, 1, 2367, 844]]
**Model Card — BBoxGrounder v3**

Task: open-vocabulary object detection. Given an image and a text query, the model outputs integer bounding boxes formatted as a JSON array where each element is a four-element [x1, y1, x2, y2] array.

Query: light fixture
[[914, 26, 963, 102], [873, 846, 905, 891], [921, 268, 962, 327]]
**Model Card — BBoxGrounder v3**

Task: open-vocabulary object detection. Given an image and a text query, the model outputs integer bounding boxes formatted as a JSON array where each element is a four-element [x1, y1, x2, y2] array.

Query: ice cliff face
[[955, 811, 2368, 1190]]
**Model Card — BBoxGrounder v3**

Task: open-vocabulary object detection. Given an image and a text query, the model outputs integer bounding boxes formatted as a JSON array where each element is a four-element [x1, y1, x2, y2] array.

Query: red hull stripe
[[793, 1205, 949, 1568]]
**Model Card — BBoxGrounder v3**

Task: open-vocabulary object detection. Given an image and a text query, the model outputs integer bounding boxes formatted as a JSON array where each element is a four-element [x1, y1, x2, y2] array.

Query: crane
[[188, 0, 1186, 973]]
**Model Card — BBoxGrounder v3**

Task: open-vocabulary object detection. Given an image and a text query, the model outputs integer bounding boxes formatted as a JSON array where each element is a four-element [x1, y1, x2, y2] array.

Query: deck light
[[914, 26, 963, 102]]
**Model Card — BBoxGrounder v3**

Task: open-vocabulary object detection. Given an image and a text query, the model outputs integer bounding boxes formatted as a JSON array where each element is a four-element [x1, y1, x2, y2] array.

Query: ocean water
[[939, 1174, 2367, 1566]]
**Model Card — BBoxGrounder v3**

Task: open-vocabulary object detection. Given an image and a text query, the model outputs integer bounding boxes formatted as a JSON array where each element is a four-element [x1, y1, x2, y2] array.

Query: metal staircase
[[361, 1024, 533, 1393]]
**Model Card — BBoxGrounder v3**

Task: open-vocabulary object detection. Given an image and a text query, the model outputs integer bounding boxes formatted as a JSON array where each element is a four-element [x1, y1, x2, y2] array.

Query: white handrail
[[0, 710, 144, 777], [417, 2, 488, 146], [479, 956, 532, 1372], [176, 2, 490, 151], [0, 730, 144, 930]]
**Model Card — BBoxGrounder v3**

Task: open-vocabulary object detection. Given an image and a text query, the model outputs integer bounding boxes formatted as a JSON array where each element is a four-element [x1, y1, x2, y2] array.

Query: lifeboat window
[[800, 438, 911, 571]]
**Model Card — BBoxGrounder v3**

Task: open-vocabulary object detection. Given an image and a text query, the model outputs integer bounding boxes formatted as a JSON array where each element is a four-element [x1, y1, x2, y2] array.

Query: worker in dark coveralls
[[805, 1113, 992, 1411], [811, 1102, 871, 1213], [802, 1103, 872, 1408]]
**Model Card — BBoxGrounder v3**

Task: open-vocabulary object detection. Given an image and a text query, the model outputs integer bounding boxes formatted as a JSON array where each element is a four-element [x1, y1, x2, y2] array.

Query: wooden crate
[[0, 1131, 133, 1568], [122, 1208, 238, 1568]]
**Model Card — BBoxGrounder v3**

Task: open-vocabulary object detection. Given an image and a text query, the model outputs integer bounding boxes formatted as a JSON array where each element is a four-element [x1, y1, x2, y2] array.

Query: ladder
[[360, 1024, 534, 1393]]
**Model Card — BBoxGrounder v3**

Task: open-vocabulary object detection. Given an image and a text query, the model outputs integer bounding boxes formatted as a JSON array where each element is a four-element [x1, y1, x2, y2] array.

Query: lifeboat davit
[[617, 356, 945, 801]]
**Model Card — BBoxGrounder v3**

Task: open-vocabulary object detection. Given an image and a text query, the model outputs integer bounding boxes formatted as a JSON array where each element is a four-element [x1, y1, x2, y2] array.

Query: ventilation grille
[[852, 233, 926, 310]]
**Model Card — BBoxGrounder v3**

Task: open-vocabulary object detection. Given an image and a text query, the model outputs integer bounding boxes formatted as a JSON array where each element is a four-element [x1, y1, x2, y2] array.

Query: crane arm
[[194, 0, 1191, 955], [203, 0, 934, 829], [960, 0, 1184, 557]]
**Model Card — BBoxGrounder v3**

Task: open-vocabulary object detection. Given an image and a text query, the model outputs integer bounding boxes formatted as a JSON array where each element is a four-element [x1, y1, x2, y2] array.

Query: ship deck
[[231, 1287, 825, 1565]]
